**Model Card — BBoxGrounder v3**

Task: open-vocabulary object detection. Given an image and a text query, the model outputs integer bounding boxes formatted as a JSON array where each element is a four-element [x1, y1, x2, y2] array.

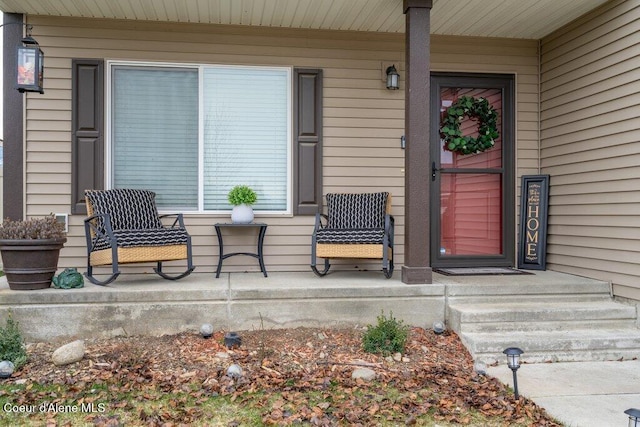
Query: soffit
[[0, 0, 610, 39]]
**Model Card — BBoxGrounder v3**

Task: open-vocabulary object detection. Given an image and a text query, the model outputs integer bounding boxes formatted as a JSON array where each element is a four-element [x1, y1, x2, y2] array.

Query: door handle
[[432, 161, 439, 181]]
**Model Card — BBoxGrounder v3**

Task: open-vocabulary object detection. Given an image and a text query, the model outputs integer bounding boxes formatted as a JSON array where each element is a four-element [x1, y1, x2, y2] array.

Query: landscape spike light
[[625, 408, 640, 427], [432, 320, 446, 335], [503, 347, 524, 399]]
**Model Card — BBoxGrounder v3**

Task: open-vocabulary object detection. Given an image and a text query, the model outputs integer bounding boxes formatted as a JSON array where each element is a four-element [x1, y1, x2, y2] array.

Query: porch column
[[402, 0, 432, 284], [3, 13, 25, 220]]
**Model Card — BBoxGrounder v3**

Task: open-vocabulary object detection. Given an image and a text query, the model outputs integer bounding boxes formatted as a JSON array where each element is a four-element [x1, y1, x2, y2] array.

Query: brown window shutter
[[71, 59, 104, 215], [293, 68, 323, 215]]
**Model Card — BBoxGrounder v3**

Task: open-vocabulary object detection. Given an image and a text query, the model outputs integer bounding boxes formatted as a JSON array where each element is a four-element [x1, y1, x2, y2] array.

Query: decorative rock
[[483, 357, 498, 367], [351, 367, 376, 381], [226, 363, 243, 378], [393, 352, 402, 362], [0, 361, 15, 378], [110, 327, 127, 338], [401, 357, 411, 363], [52, 340, 85, 366], [474, 361, 487, 375], [215, 352, 230, 359], [200, 323, 214, 338]]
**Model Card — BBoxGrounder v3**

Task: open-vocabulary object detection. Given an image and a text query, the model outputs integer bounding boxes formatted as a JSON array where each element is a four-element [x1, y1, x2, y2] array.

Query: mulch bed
[[3, 327, 562, 426]]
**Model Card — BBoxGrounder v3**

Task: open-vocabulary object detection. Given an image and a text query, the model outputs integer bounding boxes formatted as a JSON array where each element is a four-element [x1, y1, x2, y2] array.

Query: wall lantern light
[[17, 27, 45, 94], [1, 22, 45, 93], [386, 64, 399, 90], [503, 347, 524, 399], [625, 408, 640, 427]]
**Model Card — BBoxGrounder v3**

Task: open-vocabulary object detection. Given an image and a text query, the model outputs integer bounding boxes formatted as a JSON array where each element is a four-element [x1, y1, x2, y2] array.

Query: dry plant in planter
[[0, 215, 67, 290]]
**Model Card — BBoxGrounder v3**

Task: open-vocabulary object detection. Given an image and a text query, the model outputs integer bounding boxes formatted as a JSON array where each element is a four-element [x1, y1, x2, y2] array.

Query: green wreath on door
[[440, 95, 500, 155]]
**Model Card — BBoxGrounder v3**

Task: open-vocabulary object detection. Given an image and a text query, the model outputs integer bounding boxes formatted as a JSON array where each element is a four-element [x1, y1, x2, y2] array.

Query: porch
[[0, 270, 445, 342], [3, 269, 640, 365]]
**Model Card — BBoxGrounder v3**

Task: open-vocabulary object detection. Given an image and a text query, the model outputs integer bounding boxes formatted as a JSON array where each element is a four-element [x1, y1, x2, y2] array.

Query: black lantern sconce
[[1, 22, 45, 94], [503, 347, 524, 399], [385, 64, 399, 90], [16, 25, 45, 94], [625, 408, 640, 427]]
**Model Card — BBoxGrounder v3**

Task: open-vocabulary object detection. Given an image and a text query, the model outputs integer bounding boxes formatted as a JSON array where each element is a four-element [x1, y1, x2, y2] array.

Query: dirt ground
[[5, 326, 562, 426]]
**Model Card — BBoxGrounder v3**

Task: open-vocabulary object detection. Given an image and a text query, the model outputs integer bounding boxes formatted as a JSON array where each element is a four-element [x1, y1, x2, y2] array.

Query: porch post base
[[401, 266, 432, 284]]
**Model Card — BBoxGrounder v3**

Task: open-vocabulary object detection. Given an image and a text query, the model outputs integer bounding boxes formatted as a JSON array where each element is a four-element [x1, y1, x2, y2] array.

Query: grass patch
[[0, 384, 265, 427], [0, 382, 550, 426]]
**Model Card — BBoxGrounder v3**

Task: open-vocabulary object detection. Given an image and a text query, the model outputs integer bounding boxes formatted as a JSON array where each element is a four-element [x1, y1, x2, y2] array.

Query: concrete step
[[446, 273, 640, 364], [448, 294, 611, 304], [463, 328, 640, 364], [444, 272, 611, 302], [456, 318, 637, 333], [449, 300, 637, 333]]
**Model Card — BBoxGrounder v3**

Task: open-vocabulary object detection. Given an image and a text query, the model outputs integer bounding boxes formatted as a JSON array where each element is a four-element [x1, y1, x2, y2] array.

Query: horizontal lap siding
[[24, 16, 537, 273], [540, 0, 640, 299]]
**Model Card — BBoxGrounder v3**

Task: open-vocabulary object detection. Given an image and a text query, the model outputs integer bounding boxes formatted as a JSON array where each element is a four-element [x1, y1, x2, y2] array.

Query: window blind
[[203, 67, 289, 210], [112, 67, 199, 209]]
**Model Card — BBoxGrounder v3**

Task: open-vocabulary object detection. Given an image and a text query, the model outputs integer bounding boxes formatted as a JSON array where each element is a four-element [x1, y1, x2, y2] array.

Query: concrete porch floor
[[0, 269, 609, 343]]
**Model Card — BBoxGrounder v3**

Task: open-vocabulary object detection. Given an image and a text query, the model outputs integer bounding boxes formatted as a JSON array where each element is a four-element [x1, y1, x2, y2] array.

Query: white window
[[109, 62, 291, 213]]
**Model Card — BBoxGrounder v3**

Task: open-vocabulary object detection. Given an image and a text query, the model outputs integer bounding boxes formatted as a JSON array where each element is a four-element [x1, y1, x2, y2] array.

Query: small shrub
[[362, 311, 409, 356], [0, 215, 66, 240], [0, 313, 27, 369]]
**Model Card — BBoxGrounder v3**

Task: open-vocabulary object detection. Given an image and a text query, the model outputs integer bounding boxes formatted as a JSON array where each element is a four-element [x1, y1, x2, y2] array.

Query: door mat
[[434, 267, 533, 276]]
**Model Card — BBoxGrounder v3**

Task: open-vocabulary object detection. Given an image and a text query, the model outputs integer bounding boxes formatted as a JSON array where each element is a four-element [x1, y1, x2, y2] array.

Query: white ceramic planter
[[231, 204, 254, 224]]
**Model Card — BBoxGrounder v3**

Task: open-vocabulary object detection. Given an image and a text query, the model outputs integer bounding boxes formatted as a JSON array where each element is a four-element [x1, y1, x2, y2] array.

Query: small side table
[[214, 223, 268, 278]]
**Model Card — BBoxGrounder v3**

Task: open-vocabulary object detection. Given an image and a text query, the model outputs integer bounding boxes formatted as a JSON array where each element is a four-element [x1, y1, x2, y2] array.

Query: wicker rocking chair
[[83, 189, 195, 285], [311, 192, 394, 278]]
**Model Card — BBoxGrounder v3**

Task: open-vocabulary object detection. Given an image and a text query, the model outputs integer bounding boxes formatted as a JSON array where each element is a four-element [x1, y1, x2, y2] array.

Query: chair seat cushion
[[315, 228, 385, 244], [91, 228, 190, 252]]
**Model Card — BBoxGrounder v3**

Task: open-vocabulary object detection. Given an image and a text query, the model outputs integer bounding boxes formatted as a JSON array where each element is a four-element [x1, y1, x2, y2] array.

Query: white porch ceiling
[[0, 0, 610, 39]]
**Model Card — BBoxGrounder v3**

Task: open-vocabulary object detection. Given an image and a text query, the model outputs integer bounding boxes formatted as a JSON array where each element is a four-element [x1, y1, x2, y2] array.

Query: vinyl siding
[[540, 0, 640, 300], [23, 15, 538, 274]]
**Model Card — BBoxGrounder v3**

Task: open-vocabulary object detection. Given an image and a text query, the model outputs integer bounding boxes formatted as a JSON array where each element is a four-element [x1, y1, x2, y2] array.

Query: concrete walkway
[[487, 360, 640, 426]]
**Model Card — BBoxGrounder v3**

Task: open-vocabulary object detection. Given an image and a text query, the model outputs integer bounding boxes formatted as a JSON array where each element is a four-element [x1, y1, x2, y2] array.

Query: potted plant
[[0, 215, 67, 290], [227, 185, 257, 224]]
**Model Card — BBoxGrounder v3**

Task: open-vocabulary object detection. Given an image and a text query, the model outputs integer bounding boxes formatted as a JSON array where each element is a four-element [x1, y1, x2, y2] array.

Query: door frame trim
[[430, 72, 516, 267]]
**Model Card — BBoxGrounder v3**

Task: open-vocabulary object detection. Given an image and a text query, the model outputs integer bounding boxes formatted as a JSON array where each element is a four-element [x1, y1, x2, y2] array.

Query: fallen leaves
[[2, 327, 562, 426]]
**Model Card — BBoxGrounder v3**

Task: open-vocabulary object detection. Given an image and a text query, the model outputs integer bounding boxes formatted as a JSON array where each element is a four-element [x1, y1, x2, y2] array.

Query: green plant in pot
[[228, 185, 257, 224], [0, 215, 67, 290]]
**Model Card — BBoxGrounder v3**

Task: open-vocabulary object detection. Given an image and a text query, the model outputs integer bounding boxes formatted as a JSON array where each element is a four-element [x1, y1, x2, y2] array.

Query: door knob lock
[[431, 162, 439, 181]]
